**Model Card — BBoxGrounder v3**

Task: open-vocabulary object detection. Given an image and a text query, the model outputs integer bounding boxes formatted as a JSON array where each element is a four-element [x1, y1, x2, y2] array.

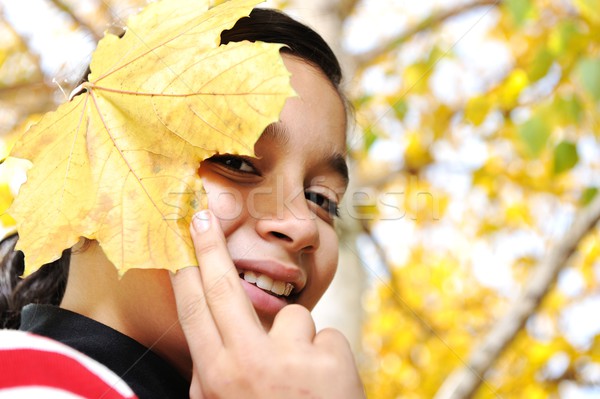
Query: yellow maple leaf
[[8, 0, 295, 276], [0, 183, 16, 229], [0, 114, 42, 237]]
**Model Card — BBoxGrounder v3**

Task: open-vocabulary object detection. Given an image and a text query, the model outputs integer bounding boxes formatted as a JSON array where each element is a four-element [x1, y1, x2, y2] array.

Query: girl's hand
[[170, 210, 366, 399]]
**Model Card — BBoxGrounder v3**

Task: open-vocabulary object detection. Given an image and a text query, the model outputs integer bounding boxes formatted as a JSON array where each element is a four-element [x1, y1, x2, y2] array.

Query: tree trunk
[[284, 0, 365, 353]]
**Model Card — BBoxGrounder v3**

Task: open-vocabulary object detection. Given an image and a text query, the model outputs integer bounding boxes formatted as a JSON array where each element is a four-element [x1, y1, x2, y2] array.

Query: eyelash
[[209, 154, 258, 174], [305, 191, 340, 219], [210, 154, 340, 219]]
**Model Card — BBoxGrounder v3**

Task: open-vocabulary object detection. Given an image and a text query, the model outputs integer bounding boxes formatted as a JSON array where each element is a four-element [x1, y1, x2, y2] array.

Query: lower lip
[[239, 278, 289, 317]]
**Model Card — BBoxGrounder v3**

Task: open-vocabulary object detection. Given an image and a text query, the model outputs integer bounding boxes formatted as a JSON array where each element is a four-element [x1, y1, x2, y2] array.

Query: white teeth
[[271, 280, 286, 296], [244, 270, 257, 284], [241, 271, 294, 297], [256, 274, 274, 291]]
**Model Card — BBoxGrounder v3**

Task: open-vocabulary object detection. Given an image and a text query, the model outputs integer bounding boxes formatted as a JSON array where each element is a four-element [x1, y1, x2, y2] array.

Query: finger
[[190, 209, 262, 343], [269, 304, 316, 342], [313, 328, 365, 394], [313, 328, 353, 355], [170, 266, 221, 365], [189, 366, 205, 399]]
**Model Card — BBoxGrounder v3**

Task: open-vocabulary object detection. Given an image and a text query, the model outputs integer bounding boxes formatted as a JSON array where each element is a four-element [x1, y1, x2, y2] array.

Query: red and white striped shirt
[[0, 329, 138, 399]]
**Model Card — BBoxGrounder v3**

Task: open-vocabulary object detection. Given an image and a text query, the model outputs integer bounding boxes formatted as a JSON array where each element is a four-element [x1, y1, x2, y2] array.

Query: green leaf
[[363, 126, 379, 151], [527, 48, 554, 82], [518, 115, 549, 157], [549, 21, 585, 56], [354, 94, 373, 108], [553, 95, 583, 126], [393, 100, 408, 120], [580, 187, 599, 206], [553, 141, 579, 174], [576, 57, 600, 101], [505, 0, 534, 26]]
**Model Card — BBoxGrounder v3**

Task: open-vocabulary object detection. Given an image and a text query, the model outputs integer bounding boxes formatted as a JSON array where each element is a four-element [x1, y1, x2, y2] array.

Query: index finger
[[170, 266, 221, 364], [188, 209, 263, 343]]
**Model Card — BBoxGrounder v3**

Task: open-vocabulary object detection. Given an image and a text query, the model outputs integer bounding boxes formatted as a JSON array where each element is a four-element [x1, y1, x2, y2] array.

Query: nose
[[254, 184, 320, 253]]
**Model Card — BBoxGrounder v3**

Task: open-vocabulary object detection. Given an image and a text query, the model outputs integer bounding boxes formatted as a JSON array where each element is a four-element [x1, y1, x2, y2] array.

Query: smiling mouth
[[238, 270, 294, 298]]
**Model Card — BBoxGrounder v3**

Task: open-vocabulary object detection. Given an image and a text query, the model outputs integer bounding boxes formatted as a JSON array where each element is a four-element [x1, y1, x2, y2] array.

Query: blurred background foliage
[[0, 0, 599, 398]]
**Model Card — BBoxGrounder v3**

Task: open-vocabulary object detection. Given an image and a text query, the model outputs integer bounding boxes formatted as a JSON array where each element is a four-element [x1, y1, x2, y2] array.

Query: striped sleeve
[[0, 329, 138, 399]]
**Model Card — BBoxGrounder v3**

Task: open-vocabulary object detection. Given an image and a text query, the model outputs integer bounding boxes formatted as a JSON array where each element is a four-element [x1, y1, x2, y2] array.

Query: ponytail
[[0, 234, 70, 329]]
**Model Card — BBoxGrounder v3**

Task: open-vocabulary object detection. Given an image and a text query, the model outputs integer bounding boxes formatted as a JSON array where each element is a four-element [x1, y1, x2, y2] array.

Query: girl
[[0, 6, 365, 398]]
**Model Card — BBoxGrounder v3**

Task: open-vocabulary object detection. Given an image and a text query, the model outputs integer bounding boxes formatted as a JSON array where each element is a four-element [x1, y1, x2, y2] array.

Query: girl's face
[[62, 55, 347, 376], [199, 55, 348, 328]]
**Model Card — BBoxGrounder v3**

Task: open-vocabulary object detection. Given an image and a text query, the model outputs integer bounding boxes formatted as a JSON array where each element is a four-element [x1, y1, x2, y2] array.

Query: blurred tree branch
[[0, 10, 44, 79], [0, 81, 52, 94], [337, 0, 360, 20], [47, 0, 101, 41], [358, 219, 392, 273], [354, 0, 502, 69], [359, 219, 441, 335], [434, 193, 600, 399]]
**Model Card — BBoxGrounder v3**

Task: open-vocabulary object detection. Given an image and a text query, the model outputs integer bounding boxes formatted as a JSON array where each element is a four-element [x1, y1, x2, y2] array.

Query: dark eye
[[305, 191, 340, 218], [209, 154, 258, 174]]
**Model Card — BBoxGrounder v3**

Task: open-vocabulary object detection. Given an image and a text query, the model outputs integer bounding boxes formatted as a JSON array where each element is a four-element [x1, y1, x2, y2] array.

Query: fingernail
[[193, 210, 211, 232]]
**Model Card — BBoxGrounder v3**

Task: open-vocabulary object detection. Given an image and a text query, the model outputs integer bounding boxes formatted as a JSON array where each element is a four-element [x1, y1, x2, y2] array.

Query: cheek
[[319, 230, 339, 288], [303, 228, 339, 310], [200, 176, 245, 230]]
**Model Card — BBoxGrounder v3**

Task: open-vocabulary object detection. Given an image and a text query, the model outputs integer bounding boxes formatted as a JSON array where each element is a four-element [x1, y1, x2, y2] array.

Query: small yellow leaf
[[404, 131, 432, 172], [9, 0, 295, 276], [465, 95, 492, 126], [0, 183, 15, 229], [574, 0, 600, 24], [0, 115, 41, 235], [403, 63, 431, 94], [505, 201, 532, 226], [498, 69, 529, 109]]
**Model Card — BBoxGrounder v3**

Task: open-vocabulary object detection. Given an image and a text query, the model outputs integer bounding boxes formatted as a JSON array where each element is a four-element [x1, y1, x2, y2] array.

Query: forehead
[[279, 55, 347, 145], [260, 123, 349, 185], [262, 56, 348, 179]]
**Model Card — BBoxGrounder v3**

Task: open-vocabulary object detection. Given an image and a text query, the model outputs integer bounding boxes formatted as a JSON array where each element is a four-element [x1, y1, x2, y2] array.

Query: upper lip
[[233, 258, 306, 294]]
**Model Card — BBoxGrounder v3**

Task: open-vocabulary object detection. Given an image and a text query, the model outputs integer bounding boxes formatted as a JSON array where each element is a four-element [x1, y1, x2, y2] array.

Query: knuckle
[[203, 367, 226, 389], [193, 238, 221, 258], [319, 327, 346, 341], [320, 352, 342, 373], [317, 328, 353, 352], [285, 303, 310, 314], [279, 303, 311, 319], [176, 294, 206, 327], [205, 274, 239, 302]]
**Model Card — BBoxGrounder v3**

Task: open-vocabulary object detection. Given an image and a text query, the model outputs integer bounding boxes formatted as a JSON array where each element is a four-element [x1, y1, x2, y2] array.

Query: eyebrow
[[263, 124, 349, 186], [328, 153, 350, 187], [262, 124, 290, 146]]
